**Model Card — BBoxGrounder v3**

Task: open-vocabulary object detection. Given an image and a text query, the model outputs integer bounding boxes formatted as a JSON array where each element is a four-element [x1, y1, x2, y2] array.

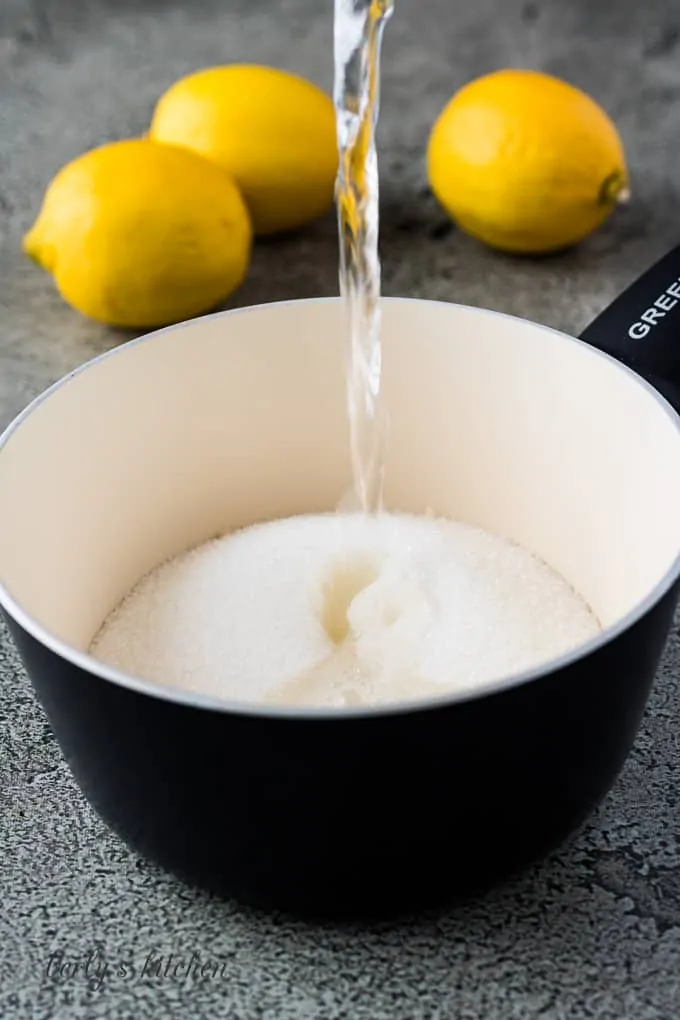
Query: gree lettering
[[628, 274, 680, 339]]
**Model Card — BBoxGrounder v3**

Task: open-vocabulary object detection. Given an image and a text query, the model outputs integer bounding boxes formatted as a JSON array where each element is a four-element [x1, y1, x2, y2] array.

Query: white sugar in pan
[[90, 511, 600, 708]]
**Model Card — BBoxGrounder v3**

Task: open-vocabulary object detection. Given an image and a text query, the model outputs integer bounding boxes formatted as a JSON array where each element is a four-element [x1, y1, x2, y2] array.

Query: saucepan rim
[[1, 295, 679, 720]]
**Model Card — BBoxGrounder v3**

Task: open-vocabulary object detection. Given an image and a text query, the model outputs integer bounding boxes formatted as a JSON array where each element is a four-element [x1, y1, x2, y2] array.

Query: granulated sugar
[[89, 512, 601, 707]]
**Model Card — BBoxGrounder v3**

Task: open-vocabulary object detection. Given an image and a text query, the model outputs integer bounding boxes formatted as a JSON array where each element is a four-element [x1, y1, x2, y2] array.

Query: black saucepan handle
[[579, 245, 680, 413]]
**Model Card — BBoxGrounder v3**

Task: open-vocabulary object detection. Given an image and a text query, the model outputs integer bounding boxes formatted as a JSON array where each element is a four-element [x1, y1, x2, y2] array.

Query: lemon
[[23, 138, 252, 329], [427, 69, 629, 254], [149, 64, 337, 236]]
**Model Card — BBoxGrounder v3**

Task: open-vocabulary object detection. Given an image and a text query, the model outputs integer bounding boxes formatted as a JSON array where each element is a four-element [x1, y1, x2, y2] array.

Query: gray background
[[1, 0, 680, 1017]]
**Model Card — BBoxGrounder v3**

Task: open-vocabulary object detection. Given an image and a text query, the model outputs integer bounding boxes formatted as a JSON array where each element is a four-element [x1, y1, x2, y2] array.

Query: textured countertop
[[1, 1, 680, 1017]]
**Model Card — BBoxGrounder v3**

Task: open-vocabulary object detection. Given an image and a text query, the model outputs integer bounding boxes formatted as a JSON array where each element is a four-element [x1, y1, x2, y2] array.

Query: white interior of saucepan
[[1, 297, 680, 703]]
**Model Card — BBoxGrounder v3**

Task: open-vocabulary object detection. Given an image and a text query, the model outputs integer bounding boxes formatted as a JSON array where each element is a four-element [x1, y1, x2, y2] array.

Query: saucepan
[[1, 246, 680, 918]]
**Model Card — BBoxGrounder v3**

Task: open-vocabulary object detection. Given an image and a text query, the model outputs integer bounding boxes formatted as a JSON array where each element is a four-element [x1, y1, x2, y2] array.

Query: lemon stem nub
[[598, 170, 630, 207]]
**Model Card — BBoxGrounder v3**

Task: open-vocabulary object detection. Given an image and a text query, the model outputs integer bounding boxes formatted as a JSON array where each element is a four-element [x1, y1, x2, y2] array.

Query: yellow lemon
[[23, 138, 252, 329], [427, 69, 629, 254], [149, 64, 338, 236]]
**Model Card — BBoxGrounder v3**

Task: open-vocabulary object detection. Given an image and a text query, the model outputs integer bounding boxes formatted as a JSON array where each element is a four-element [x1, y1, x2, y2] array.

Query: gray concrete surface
[[1, 0, 680, 1017]]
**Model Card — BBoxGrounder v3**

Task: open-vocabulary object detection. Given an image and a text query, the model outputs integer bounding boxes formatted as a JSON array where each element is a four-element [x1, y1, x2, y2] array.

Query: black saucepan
[[1, 247, 680, 918]]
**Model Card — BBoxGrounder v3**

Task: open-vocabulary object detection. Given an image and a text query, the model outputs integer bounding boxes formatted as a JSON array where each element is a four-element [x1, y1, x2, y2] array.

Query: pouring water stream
[[334, 0, 394, 514]]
